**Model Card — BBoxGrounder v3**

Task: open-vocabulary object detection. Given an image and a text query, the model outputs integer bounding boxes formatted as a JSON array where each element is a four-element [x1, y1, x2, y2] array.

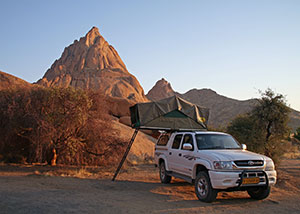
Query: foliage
[[227, 88, 290, 164], [294, 127, 300, 141], [0, 87, 122, 165], [227, 115, 265, 154]]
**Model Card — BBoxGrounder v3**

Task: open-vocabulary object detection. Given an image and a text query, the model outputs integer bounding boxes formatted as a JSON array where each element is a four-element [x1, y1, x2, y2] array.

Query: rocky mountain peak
[[81, 26, 102, 47], [154, 78, 171, 88], [78, 26, 112, 52], [146, 78, 176, 101], [86, 26, 100, 36], [37, 27, 147, 102]]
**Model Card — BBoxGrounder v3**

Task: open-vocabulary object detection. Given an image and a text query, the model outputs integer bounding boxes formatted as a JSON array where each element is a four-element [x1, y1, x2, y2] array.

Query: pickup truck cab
[[154, 131, 277, 202]]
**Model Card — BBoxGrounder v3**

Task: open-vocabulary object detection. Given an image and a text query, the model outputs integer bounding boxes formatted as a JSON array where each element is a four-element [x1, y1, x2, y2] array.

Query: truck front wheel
[[195, 171, 218, 202], [159, 161, 172, 184], [247, 186, 270, 200]]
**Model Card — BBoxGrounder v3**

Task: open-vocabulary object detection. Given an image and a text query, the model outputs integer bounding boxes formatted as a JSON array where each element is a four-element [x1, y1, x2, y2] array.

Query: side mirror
[[183, 143, 193, 150], [242, 144, 247, 150]]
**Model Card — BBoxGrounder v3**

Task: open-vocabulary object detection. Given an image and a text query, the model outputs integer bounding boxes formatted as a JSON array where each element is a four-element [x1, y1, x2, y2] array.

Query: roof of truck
[[170, 131, 229, 135]]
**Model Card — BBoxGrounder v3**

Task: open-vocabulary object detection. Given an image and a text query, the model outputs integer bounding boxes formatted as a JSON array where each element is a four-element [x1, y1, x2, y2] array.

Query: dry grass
[[282, 140, 300, 159], [0, 163, 118, 180]]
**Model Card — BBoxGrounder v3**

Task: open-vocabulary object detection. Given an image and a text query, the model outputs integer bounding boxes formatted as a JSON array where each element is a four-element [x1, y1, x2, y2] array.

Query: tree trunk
[[265, 121, 272, 143], [264, 121, 273, 157], [50, 148, 57, 166]]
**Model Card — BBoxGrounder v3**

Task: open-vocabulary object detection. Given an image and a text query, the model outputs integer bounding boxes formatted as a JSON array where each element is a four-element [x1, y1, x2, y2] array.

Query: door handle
[[179, 153, 182, 157], [169, 152, 172, 155]]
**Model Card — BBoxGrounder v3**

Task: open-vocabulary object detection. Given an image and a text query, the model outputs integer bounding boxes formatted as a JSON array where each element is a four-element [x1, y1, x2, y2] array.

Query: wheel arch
[[158, 156, 170, 171], [192, 160, 212, 179]]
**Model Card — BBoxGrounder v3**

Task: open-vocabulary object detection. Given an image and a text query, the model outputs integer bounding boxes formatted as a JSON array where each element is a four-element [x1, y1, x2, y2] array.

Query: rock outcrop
[[146, 78, 176, 101], [37, 27, 147, 103], [0, 71, 32, 90]]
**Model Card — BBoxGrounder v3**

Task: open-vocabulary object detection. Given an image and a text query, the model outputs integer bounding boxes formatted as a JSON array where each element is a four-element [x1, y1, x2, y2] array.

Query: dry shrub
[[0, 87, 124, 166]]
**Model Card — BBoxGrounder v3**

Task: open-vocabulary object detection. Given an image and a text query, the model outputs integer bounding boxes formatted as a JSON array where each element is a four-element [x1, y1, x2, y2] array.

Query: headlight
[[213, 161, 233, 170], [265, 160, 275, 171]]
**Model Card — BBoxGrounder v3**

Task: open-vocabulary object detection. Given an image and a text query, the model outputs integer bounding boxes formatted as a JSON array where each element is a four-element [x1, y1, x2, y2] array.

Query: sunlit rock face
[[146, 78, 176, 101], [37, 27, 147, 103]]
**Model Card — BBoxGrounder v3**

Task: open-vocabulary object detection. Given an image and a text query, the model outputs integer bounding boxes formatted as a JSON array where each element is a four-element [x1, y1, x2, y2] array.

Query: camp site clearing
[[0, 159, 300, 214]]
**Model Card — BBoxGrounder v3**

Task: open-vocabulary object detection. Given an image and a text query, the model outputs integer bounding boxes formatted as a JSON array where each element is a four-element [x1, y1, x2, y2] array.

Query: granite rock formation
[[37, 27, 147, 103], [146, 78, 176, 101]]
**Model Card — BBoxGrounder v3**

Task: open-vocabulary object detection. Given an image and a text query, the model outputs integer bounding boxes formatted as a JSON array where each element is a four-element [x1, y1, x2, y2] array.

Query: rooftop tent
[[130, 95, 209, 130]]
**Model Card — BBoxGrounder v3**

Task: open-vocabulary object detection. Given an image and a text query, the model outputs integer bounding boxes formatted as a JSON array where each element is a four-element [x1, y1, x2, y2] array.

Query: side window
[[171, 134, 183, 149], [157, 134, 170, 146], [181, 134, 194, 150]]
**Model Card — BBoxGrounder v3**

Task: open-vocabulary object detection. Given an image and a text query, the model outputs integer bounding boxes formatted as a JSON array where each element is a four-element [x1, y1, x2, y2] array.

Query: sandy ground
[[0, 160, 300, 214]]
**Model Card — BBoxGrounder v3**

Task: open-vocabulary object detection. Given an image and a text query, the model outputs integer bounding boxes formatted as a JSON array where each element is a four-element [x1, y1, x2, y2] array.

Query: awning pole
[[112, 128, 139, 181]]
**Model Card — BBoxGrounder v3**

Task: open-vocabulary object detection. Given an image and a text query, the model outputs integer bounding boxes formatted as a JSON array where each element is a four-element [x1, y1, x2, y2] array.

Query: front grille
[[234, 160, 264, 167], [236, 171, 267, 186], [242, 172, 264, 178]]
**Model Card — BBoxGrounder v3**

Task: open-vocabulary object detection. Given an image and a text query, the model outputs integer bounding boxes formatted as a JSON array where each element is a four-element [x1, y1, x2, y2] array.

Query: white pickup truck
[[154, 131, 277, 202]]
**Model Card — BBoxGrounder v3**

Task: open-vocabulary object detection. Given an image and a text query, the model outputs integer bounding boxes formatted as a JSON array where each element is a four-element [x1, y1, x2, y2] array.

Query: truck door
[[178, 134, 196, 176], [167, 134, 183, 172]]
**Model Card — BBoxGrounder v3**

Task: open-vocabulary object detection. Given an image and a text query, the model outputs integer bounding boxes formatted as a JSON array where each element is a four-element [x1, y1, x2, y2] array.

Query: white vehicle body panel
[[154, 131, 277, 190]]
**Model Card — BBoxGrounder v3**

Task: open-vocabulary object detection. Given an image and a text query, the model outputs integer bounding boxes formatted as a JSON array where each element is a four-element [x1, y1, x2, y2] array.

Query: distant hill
[[146, 78, 300, 130], [36, 27, 147, 103], [0, 71, 32, 90], [180, 88, 258, 128]]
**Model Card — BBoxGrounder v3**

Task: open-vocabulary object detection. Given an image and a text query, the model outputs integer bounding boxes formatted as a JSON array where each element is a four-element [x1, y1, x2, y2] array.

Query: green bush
[[294, 127, 300, 141], [227, 89, 290, 165]]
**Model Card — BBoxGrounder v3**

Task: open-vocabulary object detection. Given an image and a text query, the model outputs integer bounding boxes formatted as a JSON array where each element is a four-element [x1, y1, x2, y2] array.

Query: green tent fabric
[[130, 96, 209, 130]]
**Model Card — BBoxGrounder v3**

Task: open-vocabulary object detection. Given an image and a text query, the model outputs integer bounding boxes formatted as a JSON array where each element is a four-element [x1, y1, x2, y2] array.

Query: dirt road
[[0, 160, 299, 214]]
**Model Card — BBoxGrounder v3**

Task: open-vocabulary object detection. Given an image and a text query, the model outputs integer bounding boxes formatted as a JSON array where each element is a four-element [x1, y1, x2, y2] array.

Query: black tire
[[195, 171, 218, 203], [159, 161, 172, 184], [247, 186, 271, 200]]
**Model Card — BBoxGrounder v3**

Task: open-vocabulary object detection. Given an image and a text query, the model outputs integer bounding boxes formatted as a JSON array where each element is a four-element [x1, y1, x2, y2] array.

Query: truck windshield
[[196, 134, 241, 150]]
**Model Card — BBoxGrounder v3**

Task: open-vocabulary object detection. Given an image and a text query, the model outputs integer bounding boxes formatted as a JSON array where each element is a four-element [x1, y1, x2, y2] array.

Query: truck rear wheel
[[247, 186, 270, 200], [159, 162, 172, 184], [195, 171, 218, 202]]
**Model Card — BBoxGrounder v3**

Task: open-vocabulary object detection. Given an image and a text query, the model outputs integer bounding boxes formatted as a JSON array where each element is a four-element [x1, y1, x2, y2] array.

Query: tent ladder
[[112, 128, 139, 181]]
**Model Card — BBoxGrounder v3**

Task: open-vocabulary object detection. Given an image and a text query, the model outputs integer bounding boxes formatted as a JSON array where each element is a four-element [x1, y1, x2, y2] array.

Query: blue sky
[[0, 0, 299, 110]]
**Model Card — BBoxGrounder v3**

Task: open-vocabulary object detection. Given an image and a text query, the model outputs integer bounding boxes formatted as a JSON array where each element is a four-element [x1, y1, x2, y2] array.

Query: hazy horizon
[[0, 0, 299, 111]]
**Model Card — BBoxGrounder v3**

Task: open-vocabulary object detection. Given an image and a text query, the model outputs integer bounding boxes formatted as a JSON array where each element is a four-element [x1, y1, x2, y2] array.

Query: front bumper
[[208, 170, 277, 190]]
